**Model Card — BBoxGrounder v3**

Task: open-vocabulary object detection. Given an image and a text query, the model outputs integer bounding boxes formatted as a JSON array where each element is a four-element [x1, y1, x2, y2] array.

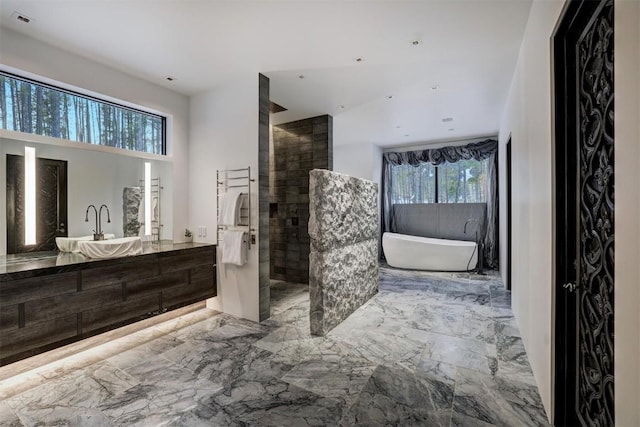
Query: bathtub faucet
[[464, 218, 485, 275], [464, 218, 479, 236]]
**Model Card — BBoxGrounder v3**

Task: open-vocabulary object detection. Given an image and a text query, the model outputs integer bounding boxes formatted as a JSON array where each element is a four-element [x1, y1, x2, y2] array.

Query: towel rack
[[216, 166, 255, 249]]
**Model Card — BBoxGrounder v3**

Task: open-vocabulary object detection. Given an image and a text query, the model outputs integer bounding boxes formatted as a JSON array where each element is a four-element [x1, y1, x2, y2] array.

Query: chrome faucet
[[85, 204, 111, 240], [464, 218, 485, 275], [85, 204, 99, 240], [98, 204, 111, 238], [464, 218, 479, 236]]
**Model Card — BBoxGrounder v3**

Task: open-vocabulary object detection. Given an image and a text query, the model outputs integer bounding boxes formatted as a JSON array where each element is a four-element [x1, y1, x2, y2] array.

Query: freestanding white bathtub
[[382, 232, 477, 272]]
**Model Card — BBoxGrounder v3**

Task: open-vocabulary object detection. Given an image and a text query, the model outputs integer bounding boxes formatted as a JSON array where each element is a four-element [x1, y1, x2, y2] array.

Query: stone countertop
[[0, 241, 216, 280]]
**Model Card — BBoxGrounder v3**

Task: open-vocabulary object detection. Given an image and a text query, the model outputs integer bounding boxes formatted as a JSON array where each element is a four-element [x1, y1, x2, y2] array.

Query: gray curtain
[[381, 139, 499, 268]]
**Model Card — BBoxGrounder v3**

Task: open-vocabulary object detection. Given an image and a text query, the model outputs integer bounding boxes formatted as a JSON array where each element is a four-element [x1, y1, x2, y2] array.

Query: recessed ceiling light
[[11, 11, 32, 24], [442, 117, 453, 122], [431, 84, 440, 91], [411, 40, 421, 46]]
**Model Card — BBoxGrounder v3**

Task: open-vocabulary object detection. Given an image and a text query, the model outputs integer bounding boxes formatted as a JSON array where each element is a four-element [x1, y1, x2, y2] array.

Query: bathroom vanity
[[0, 242, 216, 366]]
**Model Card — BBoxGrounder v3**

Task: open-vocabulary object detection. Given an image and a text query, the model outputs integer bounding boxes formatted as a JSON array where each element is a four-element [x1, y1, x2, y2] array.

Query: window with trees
[[0, 72, 166, 155], [390, 159, 487, 204]]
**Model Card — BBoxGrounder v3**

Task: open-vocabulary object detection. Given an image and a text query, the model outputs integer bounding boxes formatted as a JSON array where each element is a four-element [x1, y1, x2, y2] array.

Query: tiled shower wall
[[269, 115, 333, 283]]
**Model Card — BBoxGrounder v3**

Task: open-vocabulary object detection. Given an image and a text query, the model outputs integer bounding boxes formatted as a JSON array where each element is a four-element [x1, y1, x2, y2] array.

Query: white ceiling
[[0, 0, 532, 147]]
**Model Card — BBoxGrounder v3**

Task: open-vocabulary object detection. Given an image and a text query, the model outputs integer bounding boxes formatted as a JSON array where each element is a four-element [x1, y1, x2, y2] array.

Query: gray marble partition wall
[[308, 169, 379, 335], [122, 187, 142, 237]]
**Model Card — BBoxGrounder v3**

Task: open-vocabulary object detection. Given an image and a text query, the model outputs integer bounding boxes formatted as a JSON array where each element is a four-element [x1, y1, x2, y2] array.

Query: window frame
[[390, 158, 488, 205], [0, 70, 167, 155]]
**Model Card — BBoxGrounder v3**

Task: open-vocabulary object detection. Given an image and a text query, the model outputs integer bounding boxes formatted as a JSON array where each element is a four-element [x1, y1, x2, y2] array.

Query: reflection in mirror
[[123, 187, 142, 237], [1, 135, 173, 256]]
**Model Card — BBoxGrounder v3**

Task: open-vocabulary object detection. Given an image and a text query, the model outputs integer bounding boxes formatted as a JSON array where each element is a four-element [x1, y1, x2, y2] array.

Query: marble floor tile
[[6, 362, 138, 426], [0, 401, 23, 427], [167, 315, 227, 342], [0, 267, 549, 426], [257, 313, 311, 348], [491, 294, 512, 309], [194, 345, 295, 394], [269, 281, 309, 314], [451, 410, 497, 426], [255, 334, 364, 367], [262, 300, 309, 328], [201, 378, 346, 426], [105, 334, 185, 371], [328, 302, 414, 337], [412, 358, 458, 386], [124, 355, 203, 391], [281, 358, 376, 406], [419, 332, 498, 375], [408, 301, 467, 336], [494, 334, 538, 386], [339, 364, 454, 426], [453, 367, 548, 426], [98, 383, 211, 426], [495, 316, 521, 338], [162, 339, 239, 376], [330, 328, 427, 369], [461, 305, 515, 344]]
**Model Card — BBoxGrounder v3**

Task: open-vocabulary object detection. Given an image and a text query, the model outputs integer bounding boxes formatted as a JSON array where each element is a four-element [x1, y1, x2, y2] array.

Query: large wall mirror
[[1, 134, 173, 256]]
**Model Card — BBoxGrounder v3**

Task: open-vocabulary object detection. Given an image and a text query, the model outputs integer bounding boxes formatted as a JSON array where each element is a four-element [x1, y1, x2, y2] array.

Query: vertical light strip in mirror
[[24, 146, 36, 245], [144, 161, 151, 236]]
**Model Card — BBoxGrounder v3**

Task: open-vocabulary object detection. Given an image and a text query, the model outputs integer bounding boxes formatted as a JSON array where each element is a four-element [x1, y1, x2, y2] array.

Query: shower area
[[268, 114, 333, 289]]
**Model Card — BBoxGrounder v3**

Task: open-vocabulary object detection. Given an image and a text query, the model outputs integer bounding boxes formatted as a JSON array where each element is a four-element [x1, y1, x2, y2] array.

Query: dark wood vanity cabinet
[[0, 244, 216, 366]]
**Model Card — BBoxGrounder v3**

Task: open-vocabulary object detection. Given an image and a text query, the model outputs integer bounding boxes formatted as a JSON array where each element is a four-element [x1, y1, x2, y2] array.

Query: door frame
[[552, 0, 614, 425], [505, 137, 512, 291], [553, 2, 583, 423], [6, 154, 68, 253]]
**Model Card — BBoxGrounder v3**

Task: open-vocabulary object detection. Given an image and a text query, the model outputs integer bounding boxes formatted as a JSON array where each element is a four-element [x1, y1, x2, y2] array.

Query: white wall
[[0, 136, 172, 254], [189, 75, 261, 322], [0, 28, 190, 242], [614, 1, 640, 424], [498, 0, 640, 423], [497, 1, 561, 417], [334, 142, 384, 255], [333, 143, 381, 182]]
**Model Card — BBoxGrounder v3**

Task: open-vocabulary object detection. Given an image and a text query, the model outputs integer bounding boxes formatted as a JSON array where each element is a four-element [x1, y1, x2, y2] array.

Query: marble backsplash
[[308, 170, 379, 336]]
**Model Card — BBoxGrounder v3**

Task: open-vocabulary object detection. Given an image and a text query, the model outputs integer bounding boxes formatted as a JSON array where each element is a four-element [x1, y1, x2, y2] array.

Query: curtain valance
[[383, 139, 498, 166]]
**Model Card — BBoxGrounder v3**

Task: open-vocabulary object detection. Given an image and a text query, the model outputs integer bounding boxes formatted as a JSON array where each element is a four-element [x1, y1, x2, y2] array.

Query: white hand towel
[[221, 230, 247, 266], [219, 189, 243, 226]]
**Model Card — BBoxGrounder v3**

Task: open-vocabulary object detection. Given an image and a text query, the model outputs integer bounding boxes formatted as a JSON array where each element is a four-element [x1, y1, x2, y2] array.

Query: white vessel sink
[[56, 234, 116, 252], [77, 237, 143, 259]]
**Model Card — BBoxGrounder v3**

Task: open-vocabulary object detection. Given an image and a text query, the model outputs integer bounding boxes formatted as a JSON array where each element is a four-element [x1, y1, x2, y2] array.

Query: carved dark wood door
[[6, 155, 68, 253], [553, 1, 614, 426]]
